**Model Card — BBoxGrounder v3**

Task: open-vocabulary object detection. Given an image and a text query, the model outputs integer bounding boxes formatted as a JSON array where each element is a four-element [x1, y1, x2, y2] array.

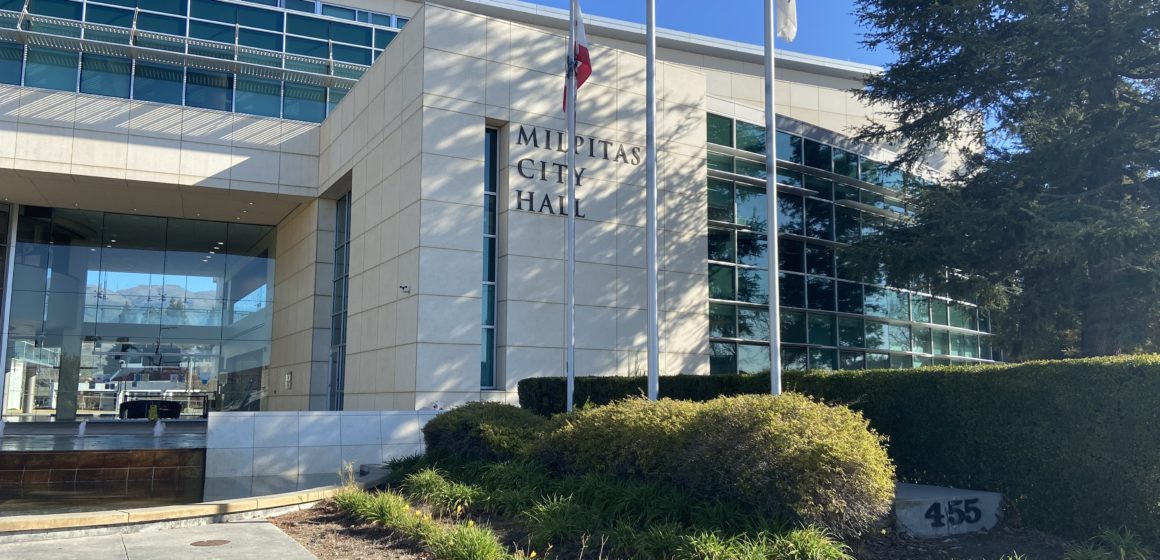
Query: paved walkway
[[0, 521, 317, 560]]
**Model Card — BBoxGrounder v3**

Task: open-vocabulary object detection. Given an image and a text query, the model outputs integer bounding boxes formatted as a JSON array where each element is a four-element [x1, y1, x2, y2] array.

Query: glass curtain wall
[[328, 193, 350, 410], [481, 128, 498, 388], [2, 206, 276, 420], [706, 113, 994, 374]]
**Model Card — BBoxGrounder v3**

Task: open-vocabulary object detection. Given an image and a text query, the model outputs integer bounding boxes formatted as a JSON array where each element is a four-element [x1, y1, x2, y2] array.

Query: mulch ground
[[273, 501, 1072, 559]]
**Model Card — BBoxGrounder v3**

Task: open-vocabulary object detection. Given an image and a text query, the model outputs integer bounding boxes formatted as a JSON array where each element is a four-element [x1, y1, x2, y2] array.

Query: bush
[[422, 401, 548, 461], [533, 395, 894, 536]]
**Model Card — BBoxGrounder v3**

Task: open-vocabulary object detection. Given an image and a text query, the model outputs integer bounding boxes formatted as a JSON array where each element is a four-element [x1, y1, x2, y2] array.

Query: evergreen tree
[[849, 0, 1160, 359]]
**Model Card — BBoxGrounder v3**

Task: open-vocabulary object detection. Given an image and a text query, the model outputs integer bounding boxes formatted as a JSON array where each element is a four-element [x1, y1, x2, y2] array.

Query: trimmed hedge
[[422, 401, 548, 461], [516, 356, 1160, 542], [532, 394, 895, 536]]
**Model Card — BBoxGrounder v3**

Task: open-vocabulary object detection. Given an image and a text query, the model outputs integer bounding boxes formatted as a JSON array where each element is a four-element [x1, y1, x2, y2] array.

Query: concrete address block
[[895, 483, 1002, 538]]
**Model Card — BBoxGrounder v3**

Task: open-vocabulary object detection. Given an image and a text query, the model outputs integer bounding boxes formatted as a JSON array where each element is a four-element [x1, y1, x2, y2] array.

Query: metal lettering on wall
[[512, 125, 643, 218]]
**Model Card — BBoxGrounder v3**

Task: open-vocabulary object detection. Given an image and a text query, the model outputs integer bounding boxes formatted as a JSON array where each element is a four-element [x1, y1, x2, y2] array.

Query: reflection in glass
[[735, 185, 766, 232], [738, 344, 770, 374], [709, 304, 736, 338], [782, 347, 808, 370], [710, 342, 737, 375], [737, 307, 769, 341]]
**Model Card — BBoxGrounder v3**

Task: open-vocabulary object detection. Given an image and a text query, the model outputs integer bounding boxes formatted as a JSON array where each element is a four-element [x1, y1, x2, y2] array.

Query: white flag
[[777, 0, 797, 42]]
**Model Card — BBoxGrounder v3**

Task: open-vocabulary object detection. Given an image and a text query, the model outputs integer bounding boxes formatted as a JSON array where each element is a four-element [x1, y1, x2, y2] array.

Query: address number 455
[[924, 498, 983, 528]]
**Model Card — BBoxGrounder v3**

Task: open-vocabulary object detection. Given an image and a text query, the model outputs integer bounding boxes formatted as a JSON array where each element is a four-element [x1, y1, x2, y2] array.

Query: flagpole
[[645, 0, 659, 400], [765, 0, 783, 395], [565, 0, 578, 412]]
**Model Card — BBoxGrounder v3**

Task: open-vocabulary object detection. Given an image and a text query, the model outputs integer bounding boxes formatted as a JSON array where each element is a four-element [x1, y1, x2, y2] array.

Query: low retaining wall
[[206, 410, 441, 478]]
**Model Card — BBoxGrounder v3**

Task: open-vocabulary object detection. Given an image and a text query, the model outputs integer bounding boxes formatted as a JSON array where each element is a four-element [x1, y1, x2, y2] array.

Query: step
[[894, 483, 1002, 538]]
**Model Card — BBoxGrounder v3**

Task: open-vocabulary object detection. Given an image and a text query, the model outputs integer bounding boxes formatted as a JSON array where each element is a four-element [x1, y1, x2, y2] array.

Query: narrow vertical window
[[481, 129, 498, 388], [329, 193, 351, 410]]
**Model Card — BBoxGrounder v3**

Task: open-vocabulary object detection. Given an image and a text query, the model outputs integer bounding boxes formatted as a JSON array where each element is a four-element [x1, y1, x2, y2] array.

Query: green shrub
[[428, 524, 509, 560], [423, 401, 549, 461], [402, 468, 483, 517], [769, 526, 854, 560], [521, 495, 594, 548]]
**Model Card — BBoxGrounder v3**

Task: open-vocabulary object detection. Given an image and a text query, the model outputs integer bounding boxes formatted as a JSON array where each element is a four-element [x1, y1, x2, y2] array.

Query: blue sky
[[534, 0, 895, 67]]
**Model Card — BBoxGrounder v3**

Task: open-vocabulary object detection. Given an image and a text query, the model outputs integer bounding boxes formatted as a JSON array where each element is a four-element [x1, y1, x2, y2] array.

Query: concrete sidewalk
[[0, 520, 317, 560]]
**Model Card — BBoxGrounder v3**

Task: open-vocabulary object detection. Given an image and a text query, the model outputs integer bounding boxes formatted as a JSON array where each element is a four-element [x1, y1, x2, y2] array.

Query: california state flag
[[562, 0, 592, 112]]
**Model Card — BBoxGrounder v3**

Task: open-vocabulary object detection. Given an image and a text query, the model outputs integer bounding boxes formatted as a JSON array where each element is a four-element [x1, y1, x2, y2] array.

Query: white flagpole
[[565, 0, 578, 412], [645, 0, 659, 400], [765, 0, 783, 395]]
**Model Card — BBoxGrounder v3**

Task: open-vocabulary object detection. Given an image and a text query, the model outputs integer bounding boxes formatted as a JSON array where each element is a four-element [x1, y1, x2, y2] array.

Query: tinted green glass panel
[[835, 206, 860, 244], [778, 239, 803, 273], [738, 308, 769, 341], [708, 228, 734, 262], [836, 281, 863, 314], [80, 55, 130, 98], [287, 14, 328, 38], [735, 185, 766, 232], [737, 231, 767, 267], [286, 36, 328, 58], [137, 13, 185, 34], [803, 139, 831, 171], [332, 44, 371, 64], [805, 244, 833, 277], [738, 343, 770, 374], [710, 342, 737, 374], [481, 328, 495, 387], [190, 20, 234, 42], [25, 47, 76, 91], [735, 120, 764, 153], [285, 0, 313, 12], [777, 195, 803, 236], [779, 273, 805, 308], [185, 69, 232, 111], [235, 77, 281, 117], [330, 21, 372, 46], [775, 167, 802, 187], [809, 348, 836, 371], [933, 329, 950, 355], [370, 13, 391, 26], [782, 347, 808, 371], [373, 29, 397, 50], [237, 5, 281, 30], [0, 0, 21, 10], [139, 0, 186, 16], [840, 351, 864, 370], [28, 0, 81, 19], [832, 149, 858, 178], [188, 42, 233, 60], [709, 303, 736, 338], [85, 4, 133, 26], [979, 311, 991, 333], [860, 159, 885, 185], [889, 324, 911, 352], [807, 277, 834, 311], [134, 62, 183, 104], [327, 87, 347, 112], [838, 317, 864, 348], [950, 303, 977, 330], [914, 355, 932, 368], [708, 264, 734, 300], [890, 354, 912, 369], [808, 313, 835, 346], [0, 42, 22, 85], [781, 311, 806, 344], [321, 4, 354, 20], [483, 237, 495, 282], [776, 131, 801, 163], [191, 0, 235, 23], [708, 178, 733, 222], [805, 199, 833, 241], [735, 158, 765, 179], [979, 338, 992, 360], [866, 352, 890, 369], [835, 183, 859, 201], [396, 17, 408, 26], [804, 174, 833, 200], [865, 321, 888, 350], [737, 269, 767, 304], [707, 113, 732, 146], [913, 326, 932, 354], [931, 298, 949, 325], [239, 28, 281, 50]]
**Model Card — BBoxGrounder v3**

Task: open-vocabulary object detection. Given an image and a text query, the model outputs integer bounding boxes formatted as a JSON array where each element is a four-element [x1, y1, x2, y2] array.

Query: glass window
[[80, 55, 131, 98], [481, 329, 495, 387], [238, 5, 283, 31], [979, 338, 992, 360], [708, 264, 735, 300], [735, 120, 764, 153], [25, 47, 77, 92], [913, 326, 932, 354], [803, 139, 832, 171], [805, 199, 834, 241], [710, 342, 737, 374], [860, 159, 885, 185], [931, 298, 949, 325], [0, 42, 23, 86], [28, 0, 81, 19], [707, 113, 733, 146], [737, 268, 767, 304], [235, 77, 281, 118], [708, 228, 734, 262], [737, 231, 767, 268], [738, 308, 769, 341], [321, 3, 355, 20], [804, 174, 833, 200], [370, 13, 392, 26], [805, 244, 834, 277], [781, 311, 806, 344], [838, 317, 864, 348], [86, 4, 133, 26], [807, 277, 835, 311], [285, 0, 314, 12], [191, 0, 236, 23], [950, 303, 978, 330], [709, 303, 736, 338], [866, 352, 890, 369], [776, 131, 801, 163], [979, 311, 991, 333], [286, 36, 329, 58], [332, 44, 371, 65], [330, 20, 372, 46], [735, 158, 765, 179], [840, 351, 864, 370], [281, 83, 325, 122], [933, 329, 950, 355], [775, 167, 802, 188], [865, 320, 889, 350], [134, 63, 183, 104], [808, 313, 835, 346], [890, 354, 912, 369], [835, 206, 860, 244], [738, 343, 770, 374], [707, 151, 732, 172], [778, 239, 804, 273], [779, 272, 805, 308], [835, 183, 859, 201], [708, 178, 733, 222], [395, 16, 408, 27], [287, 14, 328, 39], [137, 12, 186, 35], [912, 294, 931, 323], [735, 185, 766, 232], [809, 348, 836, 371], [889, 324, 911, 352], [778, 195, 804, 236], [833, 149, 859, 178], [0, 0, 21, 9], [836, 281, 863, 314], [190, 20, 235, 43], [374, 29, 397, 49], [327, 87, 347, 112], [782, 347, 808, 370], [239, 28, 282, 50], [185, 69, 232, 111], [139, 0, 186, 15]]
